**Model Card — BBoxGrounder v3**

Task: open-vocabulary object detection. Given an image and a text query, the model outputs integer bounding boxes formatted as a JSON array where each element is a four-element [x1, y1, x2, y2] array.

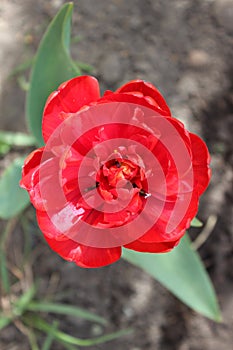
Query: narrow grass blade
[[26, 316, 132, 347], [0, 252, 10, 294], [9, 57, 35, 77], [0, 315, 12, 330], [14, 285, 36, 316], [0, 131, 35, 147], [42, 321, 59, 350], [26, 301, 106, 325]]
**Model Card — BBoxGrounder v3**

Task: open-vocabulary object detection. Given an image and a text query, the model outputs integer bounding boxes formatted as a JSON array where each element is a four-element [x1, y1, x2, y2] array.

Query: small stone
[[177, 75, 199, 96], [100, 53, 122, 86], [135, 60, 152, 72], [91, 324, 103, 336], [188, 50, 210, 67], [51, 0, 64, 9], [23, 33, 32, 43], [129, 16, 141, 30], [214, 0, 233, 33]]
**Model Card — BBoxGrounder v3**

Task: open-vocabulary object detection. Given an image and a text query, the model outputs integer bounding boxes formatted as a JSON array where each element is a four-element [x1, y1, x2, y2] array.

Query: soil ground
[[0, 0, 233, 349]]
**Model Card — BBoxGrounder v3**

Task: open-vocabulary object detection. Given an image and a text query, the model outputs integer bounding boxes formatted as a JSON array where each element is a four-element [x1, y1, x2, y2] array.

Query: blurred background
[[0, 0, 232, 349]]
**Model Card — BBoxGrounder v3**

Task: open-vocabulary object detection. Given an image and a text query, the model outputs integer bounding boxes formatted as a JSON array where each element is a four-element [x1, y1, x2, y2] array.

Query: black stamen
[[139, 189, 151, 198], [84, 182, 99, 192], [133, 183, 151, 198], [115, 160, 121, 168]]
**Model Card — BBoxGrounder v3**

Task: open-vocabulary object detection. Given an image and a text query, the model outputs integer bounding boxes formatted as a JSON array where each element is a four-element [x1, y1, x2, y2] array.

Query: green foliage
[[0, 143, 10, 156], [26, 2, 81, 146], [0, 315, 12, 331], [25, 316, 132, 348], [41, 321, 59, 350], [0, 157, 29, 219], [0, 216, 129, 349], [0, 131, 35, 147], [0, 280, 129, 348], [122, 234, 221, 322], [0, 130, 35, 156], [191, 217, 203, 227], [75, 61, 94, 73], [26, 301, 106, 325], [9, 57, 35, 77]]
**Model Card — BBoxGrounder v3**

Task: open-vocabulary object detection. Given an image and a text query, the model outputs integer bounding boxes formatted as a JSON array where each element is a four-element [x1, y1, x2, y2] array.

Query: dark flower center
[[96, 158, 149, 202]]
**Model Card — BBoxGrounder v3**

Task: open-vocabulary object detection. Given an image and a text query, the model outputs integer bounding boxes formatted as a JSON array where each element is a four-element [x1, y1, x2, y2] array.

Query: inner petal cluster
[[77, 156, 148, 228], [96, 158, 147, 201]]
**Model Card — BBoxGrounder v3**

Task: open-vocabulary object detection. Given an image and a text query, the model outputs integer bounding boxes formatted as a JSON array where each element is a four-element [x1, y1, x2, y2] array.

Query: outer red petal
[[42, 76, 100, 142], [20, 148, 65, 212], [37, 210, 121, 268], [20, 148, 44, 189], [99, 92, 170, 117], [190, 133, 211, 195], [124, 237, 180, 253], [116, 80, 171, 115], [20, 148, 46, 211]]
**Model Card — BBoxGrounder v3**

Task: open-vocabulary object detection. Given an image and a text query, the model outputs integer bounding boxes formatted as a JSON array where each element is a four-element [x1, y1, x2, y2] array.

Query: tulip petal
[[124, 238, 180, 253], [100, 92, 170, 116], [116, 80, 171, 115], [190, 133, 211, 195], [42, 76, 100, 142], [37, 210, 121, 268], [21, 76, 211, 268], [20, 148, 47, 211]]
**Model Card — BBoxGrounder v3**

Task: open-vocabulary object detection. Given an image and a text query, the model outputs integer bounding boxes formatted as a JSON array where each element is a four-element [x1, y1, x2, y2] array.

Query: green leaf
[[0, 143, 10, 156], [26, 301, 106, 325], [75, 61, 94, 73], [26, 329, 40, 350], [122, 234, 221, 322], [26, 316, 132, 347], [0, 131, 35, 156], [0, 251, 10, 294], [17, 75, 30, 91], [0, 314, 12, 330], [0, 131, 35, 147], [42, 321, 59, 350], [0, 157, 30, 219], [26, 2, 80, 146], [0, 220, 17, 293], [13, 285, 36, 316], [57, 341, 77, 350], [9, 57, 35, 77], [191, 217, 203, 227]]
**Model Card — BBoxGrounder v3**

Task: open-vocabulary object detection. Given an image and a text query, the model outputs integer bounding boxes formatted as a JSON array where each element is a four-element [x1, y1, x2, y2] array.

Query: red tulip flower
[[20, 76, 211, 268]]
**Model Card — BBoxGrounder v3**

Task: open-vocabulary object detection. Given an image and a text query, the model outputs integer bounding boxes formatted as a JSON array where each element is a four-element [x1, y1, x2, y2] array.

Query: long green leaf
[[26, 301, 106, 325], [122, 234, 221, 322], [0, 157, 29, 219], [26, 2, 80, 146]]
